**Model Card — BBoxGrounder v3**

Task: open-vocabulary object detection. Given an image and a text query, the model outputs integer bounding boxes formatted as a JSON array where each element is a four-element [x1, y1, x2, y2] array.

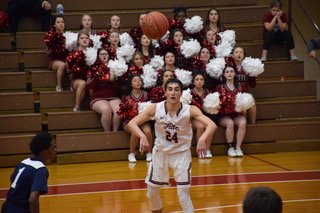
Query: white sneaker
[[128, 153, 137, 162], [235, 148, 244, 157], [205, 149, 213, 158], [146, 152, 152, 162], [56, 86, 63, 92], [260, 56, 267, 62], [73, 108, 81, 112], [228, 147, 237, 157]]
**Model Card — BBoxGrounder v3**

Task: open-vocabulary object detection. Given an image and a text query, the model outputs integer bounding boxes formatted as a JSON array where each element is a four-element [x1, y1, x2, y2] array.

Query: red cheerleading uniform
[[150, 86, 166, 103], [215, 83, 247, 121], [87, 62, 121, 108], [121, 90, 150, 104], [236, 67, 257, 90], [44, 29, 69, 70]]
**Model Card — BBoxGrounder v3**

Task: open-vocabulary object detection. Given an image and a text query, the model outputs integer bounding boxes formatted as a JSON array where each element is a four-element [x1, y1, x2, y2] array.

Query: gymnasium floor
[[1, 151, 319, 212]]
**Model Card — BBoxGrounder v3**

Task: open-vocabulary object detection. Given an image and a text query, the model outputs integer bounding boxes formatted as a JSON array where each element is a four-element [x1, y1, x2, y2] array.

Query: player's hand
[[197, 140, 206, 158], [42, 1, 51, 10], [139, 137, 150, 154], [309, 50, 317, 59], [277, 10, 283, 18]]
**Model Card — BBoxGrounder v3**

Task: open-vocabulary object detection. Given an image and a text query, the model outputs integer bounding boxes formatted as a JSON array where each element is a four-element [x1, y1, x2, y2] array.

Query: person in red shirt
[[260, 0, 298, 62]]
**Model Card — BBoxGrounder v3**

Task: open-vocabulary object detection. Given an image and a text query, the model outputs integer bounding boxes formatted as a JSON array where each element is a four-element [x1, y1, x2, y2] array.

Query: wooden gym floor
[[1, 151, 319, 212]]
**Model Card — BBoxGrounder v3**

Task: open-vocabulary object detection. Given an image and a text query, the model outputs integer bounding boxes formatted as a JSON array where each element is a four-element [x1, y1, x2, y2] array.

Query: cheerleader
[[190, 72, 216, 157], [66, 31, 90, 111], [173, 6, 188, 21], [233, 46, 257, 124], [127, 52, 145, 76], [87, 48, 122, 132], [129, 12, 148, 46], [137, 34, 154, 64], [215, 65, 247, 157], [100, 15, 122, 46], [102, 31, 120, 60], [163, 51, 176, 72], [121, 75, 153, 162], [80, 14, 97, 35], [150, 70, 174, 103], [44, 15, 69, 92]]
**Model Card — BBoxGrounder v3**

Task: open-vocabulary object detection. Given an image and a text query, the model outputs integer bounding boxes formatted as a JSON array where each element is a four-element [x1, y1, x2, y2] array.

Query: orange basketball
[[141, 12, 169, 39]]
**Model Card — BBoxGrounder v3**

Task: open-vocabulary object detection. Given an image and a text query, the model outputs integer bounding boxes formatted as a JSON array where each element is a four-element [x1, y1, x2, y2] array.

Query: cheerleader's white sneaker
[[128, 153, 137, 163]]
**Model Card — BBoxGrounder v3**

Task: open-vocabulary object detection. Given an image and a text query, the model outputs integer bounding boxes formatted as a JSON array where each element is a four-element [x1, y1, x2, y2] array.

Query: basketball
[[141, 12, 169, 39]]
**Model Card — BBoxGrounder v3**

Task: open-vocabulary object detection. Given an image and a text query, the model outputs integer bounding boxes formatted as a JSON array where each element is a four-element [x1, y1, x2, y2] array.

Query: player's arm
[[29, 191, 41, 213], [190, 106, 217, 157], [127, 104, 156, 153]]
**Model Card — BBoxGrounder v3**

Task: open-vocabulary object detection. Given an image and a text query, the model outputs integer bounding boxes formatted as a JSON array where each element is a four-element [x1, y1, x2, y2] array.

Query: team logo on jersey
[[163, 123, 179, 130]]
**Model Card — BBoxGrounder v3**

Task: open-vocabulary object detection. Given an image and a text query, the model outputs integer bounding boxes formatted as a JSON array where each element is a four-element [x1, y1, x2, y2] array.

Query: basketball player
[[1, 132, 56, 213], [128, 78, 217, 213]]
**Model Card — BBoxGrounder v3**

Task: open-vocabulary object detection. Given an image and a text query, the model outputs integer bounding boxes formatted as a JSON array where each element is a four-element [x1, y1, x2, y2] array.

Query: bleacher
[[0, 0, 319, 167]]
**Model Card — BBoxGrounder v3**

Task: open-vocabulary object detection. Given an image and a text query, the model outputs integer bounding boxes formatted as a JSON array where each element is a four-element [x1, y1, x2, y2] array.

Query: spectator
[[307, 37, 320, 60], [8, 0, 51, 36], [243, 186, 283, 213], [260, 0, 298, 62]]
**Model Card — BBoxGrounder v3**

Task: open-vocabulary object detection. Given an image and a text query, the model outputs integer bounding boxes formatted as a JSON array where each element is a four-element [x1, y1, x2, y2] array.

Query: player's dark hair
[[165, 78, 183, 91], [30, 132, 53, 156], [243, 186, 282, 213]]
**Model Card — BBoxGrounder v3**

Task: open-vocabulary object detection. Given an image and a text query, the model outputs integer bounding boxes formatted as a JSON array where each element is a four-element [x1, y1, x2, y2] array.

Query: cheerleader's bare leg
[[52, 61, 66, 90], [92, 100, 112, 131], [109, 99, 121, 131], [73, 79, 86, 110], [234, 115, 247, 149]]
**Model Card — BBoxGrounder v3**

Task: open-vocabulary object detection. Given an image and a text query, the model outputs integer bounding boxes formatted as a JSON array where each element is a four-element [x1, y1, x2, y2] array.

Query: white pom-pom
[[107, 58, 128, 81], [160, 31, 170, 42], [141, 64, 158, 89], [206, 58, 225, 79], [184, 16, 203, 34], [235, 92, 255, 112], [174, 69, 192, 87], [215, 42, 233, 58], [203, 92, 221, 114], [138, 101, 153, 114], [152, 39, 160, 48], [180, 89, 192, 104], [150, 55, 164, 70], [180, 39, 201, 58], [242, 57, 264, 77], [116, 45, 135, 62], [120, 32, 135, 46], [218, 30, 236, 46], [63, 31, 78, 51], [90, 34, 102, 49], [84, 47, 97, 66]]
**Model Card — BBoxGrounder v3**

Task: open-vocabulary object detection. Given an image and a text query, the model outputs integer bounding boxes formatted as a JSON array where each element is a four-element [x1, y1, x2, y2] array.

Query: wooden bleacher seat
[[0, 52, 19, 70], [0, 33, 12, 51], [22, 51, 48, 69], [250, 80, 317, 99], [16, 32, 46, 49], [227, 24, 262, 42], [29, 70, 56, 89], [256, 100, 320, 120], [45, 111, 101, 131], [0, 72, 26, 91], [0, 113, 42, 133], [49, 0, 259, 11], [260, 61, 304, 78], [38, 90, 90, 109], [55, 121, 320, 164], [0, 92, 35, 112], [0, 134, 35, 167], [240, 42, 289, 59]]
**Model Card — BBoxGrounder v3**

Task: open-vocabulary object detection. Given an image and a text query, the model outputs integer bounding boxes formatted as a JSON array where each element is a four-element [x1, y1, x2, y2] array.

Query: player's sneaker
[[146, 152, 152, 162], [128, 153, 137, 162], [235, 148, 244, 157], [228, 147, 237, 157], [205, 149, 213, 158]]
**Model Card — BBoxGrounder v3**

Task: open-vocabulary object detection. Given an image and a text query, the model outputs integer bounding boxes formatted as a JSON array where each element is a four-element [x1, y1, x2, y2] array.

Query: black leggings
[[263, 30, 295, 50]]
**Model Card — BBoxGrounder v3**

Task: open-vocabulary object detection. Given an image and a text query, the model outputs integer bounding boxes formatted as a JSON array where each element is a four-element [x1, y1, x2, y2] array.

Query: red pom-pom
[[129, 27, 143, 46], [99, 30, 110, 45], [141, 12, 169, 39], [44, 29, 66, 52], [201, 41, 216, 58], [191, 93, 203, 110], [225, 56, 237, 68], [116, 101, 138, 122], [219, 87, 236, 114], [90, 60, 110, 82], [66, 50, 86, 73], [151, 87, 166, 103], [187, 56, 206, 71], [102, 44, 117, 60]]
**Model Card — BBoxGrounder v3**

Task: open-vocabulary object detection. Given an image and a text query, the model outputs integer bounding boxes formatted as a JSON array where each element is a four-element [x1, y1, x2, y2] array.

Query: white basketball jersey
[[154, 101, 193, 154]]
